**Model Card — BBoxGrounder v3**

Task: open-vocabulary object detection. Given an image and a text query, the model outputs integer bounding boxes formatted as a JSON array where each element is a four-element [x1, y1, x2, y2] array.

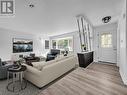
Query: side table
[[7, 65, 27, 92]]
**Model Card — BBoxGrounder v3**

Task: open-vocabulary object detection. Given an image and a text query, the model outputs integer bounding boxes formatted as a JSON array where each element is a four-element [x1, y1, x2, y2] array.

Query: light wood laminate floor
[[39, 62, 127, 95]]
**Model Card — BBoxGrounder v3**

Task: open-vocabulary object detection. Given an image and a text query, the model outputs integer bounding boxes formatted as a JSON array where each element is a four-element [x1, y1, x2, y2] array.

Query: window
[[101, 33, 112, 48], [52, 40, 57, 49], [45, 40, 49, 49], [52, 37, 73, 51]]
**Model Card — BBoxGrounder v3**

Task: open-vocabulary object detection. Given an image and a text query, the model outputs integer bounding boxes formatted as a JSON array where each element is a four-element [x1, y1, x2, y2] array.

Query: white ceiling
[[0, 0, 123, 36]]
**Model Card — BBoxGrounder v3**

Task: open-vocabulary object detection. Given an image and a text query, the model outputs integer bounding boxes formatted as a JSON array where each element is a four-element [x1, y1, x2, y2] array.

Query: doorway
[[98, 30, 117, 63]]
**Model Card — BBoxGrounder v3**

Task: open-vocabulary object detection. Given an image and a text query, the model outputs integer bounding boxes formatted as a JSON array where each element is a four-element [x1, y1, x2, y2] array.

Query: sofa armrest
[[23, 64, 42, 76]]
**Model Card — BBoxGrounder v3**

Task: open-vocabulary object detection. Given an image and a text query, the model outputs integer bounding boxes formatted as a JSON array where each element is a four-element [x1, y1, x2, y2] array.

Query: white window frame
[[101, 33, 112, 48], [51, 36, 74, 51]]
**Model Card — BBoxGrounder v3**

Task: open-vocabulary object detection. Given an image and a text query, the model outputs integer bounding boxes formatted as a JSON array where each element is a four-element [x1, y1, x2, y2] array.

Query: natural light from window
[[101, 33, 112, 48], [52, 37, 73, 51]]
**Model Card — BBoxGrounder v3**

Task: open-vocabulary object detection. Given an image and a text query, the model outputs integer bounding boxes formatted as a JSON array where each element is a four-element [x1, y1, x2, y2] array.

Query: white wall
[[50, 31, 81, 54], [34, 35, 50, 57], [117, 0, 127, 85], [93, 23, 117, 62], [0, 28, 48, 61]]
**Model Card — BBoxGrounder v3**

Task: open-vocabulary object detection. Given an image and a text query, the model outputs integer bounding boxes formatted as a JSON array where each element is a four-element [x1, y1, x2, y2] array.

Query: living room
[[0, 0, 127, 95]]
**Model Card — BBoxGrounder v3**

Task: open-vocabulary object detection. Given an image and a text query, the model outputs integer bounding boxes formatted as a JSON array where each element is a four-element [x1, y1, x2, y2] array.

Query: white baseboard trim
[[94, 59, 98, 62], [119, 69, 127, 85]]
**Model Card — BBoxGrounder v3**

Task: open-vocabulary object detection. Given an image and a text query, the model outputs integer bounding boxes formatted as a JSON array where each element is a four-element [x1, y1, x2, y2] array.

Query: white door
[[98, 30, 117, 63]]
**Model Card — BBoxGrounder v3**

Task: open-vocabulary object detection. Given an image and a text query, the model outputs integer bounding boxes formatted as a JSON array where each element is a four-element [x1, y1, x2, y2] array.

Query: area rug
[[0, 80, 41, 95], [1, 63, 127, 95]]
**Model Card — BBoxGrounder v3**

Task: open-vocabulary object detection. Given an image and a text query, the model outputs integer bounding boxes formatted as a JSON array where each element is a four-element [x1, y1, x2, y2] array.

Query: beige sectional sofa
[[23, 54, 78, 88]]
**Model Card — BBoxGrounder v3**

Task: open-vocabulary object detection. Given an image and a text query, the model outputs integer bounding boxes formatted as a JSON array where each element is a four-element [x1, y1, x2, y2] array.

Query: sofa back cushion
[[32, 61, 46, 70], [32, 53, 75, 71], [32, 60, 56, 71]]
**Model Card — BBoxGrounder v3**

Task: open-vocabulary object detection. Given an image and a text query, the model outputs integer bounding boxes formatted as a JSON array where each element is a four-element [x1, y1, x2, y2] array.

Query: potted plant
[[14, 58, 25, 68], [81, 44, 87, 51]]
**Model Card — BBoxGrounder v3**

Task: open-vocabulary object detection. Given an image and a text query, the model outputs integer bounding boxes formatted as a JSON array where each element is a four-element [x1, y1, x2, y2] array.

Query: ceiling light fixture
[[102, 16, 111, 23], [29, 4, 34, 8]]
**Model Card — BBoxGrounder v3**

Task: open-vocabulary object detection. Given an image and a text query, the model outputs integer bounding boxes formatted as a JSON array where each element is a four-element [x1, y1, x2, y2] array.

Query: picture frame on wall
[[45, 40, 49, 49], [13, 38, 33, 53]]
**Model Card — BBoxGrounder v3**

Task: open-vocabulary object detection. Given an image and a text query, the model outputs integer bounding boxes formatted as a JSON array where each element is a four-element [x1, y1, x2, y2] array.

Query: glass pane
[[101, 33, 112, 48], [52, 40, 56, 49], [52, 37, 73, 51]]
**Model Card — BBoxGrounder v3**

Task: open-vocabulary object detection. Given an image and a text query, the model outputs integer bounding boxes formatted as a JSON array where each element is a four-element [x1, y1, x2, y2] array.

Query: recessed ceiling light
[[102, 16, 111, 23]]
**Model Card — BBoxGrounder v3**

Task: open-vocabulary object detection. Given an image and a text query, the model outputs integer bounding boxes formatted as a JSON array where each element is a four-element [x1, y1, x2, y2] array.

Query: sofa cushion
[[55, 54, 65, 62], [32, 60, 57, 70], [31, 53, 75, 71], [43, 60, 56, 67], [32, 61, 46, 70], [67, 52, 74, 57], [23, 64, 41, 76], [55, 53, 74, 62]]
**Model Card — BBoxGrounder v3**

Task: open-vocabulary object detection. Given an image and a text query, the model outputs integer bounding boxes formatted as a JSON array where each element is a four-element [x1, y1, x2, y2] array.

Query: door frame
[[97, 29, 117, 64]]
